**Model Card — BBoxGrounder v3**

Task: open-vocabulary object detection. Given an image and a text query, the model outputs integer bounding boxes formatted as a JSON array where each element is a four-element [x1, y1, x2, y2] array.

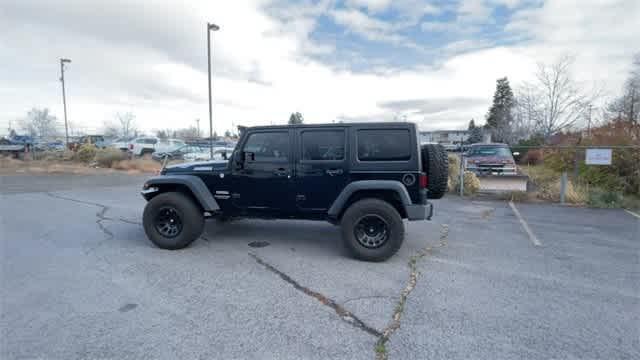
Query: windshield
[[468, 146, 512, 157]]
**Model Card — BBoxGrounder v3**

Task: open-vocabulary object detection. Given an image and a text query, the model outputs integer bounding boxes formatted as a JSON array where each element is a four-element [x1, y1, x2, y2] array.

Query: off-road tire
[[143, 192, 204, 250], [421, 144, 448, 199], [341, 198, 404, 262]]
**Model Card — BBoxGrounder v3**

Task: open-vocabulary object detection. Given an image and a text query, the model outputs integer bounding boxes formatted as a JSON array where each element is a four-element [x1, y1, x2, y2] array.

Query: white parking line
[[624, 209, 640, 219], [509, 201, 542, 247]]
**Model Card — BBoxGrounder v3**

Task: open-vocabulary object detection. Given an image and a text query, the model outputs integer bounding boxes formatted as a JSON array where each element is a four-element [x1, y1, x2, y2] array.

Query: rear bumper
[[406, 202, 433, 221]]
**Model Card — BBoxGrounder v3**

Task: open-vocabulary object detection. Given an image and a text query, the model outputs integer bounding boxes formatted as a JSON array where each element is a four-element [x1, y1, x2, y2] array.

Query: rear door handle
[[326, 168, 343, 176]]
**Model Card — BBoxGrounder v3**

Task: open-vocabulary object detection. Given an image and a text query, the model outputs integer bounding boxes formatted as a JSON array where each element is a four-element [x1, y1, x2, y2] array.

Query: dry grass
[[446, 154, 480, 196], [447, 153, 460, 192], [94, 148, 128, 168], [521, 165, 587, 204], [0, 154, 159, 175], [112, 159, 161, 173], [462, 171, 480, 195]]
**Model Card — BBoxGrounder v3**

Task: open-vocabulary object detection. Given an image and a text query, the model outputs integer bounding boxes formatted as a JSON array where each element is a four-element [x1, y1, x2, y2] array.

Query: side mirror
[[222, 151, 228, 160]]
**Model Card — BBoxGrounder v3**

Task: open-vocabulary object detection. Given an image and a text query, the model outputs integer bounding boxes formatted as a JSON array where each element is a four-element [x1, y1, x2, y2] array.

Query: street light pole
[[60, 58, 72, 146], [207, 22, 220, 159]]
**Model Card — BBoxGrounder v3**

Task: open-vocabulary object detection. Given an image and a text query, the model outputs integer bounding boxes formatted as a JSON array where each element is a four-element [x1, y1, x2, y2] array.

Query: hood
[[163, 160, 228, 174]]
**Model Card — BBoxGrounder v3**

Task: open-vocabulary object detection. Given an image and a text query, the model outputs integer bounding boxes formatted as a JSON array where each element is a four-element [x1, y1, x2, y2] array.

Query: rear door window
[[301, 130, 345, 161], [357, 129, 411, 161]]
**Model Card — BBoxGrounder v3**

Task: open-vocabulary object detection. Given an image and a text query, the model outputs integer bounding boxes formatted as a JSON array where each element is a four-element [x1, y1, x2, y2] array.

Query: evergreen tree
[[467, 119, 483, 143], [485, 77, 514, 143], [288, 112, 304, 125]]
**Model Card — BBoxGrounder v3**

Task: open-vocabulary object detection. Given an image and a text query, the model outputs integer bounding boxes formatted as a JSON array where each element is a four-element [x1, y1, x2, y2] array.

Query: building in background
[[419, 130, 469, 150]]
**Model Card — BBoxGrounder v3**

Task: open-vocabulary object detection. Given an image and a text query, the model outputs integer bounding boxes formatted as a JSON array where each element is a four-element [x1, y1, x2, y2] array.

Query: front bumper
[[466, 165, 517, 175], [406, 202, 433, 221]]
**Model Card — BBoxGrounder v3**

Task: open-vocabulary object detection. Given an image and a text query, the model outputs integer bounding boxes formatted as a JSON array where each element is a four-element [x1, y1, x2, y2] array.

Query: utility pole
[[587, 104, 593, 137], [196, 118, 200, 138], [207, 22, 220, 159], [60, 58, 72, 146]]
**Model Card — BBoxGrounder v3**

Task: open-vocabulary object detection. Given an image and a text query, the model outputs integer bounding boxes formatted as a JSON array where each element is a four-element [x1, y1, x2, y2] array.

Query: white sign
[[585, 148, 612, 165]]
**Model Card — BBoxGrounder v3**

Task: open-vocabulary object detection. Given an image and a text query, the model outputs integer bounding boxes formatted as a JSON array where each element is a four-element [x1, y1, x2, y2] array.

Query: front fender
[[142, 175, 220, 211]]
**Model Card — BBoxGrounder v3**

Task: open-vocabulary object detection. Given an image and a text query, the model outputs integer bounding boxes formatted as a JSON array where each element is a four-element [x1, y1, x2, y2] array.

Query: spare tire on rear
[[421, 144, 448, 199]]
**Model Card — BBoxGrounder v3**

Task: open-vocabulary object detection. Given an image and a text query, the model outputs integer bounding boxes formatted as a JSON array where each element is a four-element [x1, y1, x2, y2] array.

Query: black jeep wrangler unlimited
[[141, 122, 447, 261]]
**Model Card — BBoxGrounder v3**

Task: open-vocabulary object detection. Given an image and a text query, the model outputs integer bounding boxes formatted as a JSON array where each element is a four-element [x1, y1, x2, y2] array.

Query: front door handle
[[326, 168, 343, 176], [273, 168, 289, 177]]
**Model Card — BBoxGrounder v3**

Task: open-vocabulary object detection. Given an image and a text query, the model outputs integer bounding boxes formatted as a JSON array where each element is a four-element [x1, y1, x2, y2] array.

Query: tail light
[[419, 173, 428, 188]]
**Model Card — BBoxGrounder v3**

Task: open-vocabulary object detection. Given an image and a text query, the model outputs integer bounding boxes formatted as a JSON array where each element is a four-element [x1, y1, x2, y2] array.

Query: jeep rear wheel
[[421, 144, 448, 199], [143, 192, 204, 250], [341, 199, 404, 262]]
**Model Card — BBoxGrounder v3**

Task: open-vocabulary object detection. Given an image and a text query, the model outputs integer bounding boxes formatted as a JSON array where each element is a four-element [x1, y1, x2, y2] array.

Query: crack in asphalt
[[44, 192, 140, 255], [375, 224, 450, 360], [342, 295, 394, 305], [248, 252, 382, 338]]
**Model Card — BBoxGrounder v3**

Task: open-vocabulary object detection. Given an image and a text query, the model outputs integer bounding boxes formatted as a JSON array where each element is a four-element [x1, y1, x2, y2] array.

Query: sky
[[1, 0, 638, 136]]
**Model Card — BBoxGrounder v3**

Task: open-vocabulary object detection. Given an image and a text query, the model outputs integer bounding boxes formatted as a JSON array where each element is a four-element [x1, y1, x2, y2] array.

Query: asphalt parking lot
[[1, 174, 639, 360]]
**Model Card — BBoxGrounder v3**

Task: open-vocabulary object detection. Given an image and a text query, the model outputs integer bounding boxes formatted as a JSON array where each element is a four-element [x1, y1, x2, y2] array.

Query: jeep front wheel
[[143, 192, 204, 250], [341, 199, 404, 262]]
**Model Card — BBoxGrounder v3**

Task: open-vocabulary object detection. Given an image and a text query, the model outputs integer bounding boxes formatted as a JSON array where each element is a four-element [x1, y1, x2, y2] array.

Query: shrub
[[522, 165, 587, 204], [520, 149, 543, 165], [94, 148, 127, 168], [587, 189, 624, 208], [75, 144, 97, 163], [462, 171, 480, 196]]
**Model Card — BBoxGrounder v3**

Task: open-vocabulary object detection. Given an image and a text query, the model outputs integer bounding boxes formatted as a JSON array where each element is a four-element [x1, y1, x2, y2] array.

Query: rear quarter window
[[357, 129, 411, 161]]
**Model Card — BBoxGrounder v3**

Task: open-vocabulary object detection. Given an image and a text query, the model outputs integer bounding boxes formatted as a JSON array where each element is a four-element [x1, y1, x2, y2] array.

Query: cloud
[[329, 8, 417, 48], [346, 0, 394, 13], [379, 97, 487, 115], [458, 0, 492, 21], [0, 0, 638, 136]]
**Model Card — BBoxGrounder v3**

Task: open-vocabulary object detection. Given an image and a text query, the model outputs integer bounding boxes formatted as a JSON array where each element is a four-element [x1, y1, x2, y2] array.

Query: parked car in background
[[35, 140, 65, 151], [128, 137, 186, 157], [183, 147, 216, 162], [152, 144, 207, 161], [465, 143, 517, 175], [152, 145, 235, 162], [128, 137, 158, 156], [110, 137, 133, 151]]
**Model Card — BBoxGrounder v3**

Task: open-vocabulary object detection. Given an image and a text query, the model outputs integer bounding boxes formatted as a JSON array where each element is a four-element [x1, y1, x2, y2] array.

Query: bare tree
[[21, 108, 58, 139], [116, 112, 136, 138], [513, 83, 544, 140], [521, 56, 594, 141], [103, 124, 120, 138], [608, 53, 639, 124]]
